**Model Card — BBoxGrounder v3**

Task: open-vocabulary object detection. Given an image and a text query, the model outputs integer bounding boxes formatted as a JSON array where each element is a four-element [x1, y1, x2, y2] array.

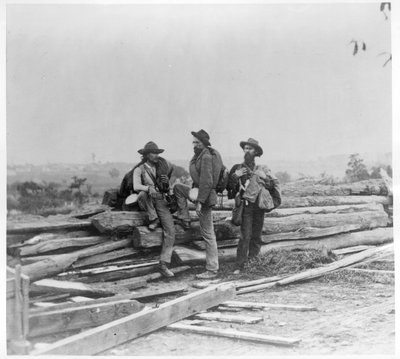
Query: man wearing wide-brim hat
[[173, 129, 223, 279], [227, 138, 281, 274], [131, 141, 176, 277]]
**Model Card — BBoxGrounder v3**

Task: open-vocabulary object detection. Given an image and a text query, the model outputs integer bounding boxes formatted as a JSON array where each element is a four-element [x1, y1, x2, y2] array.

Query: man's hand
[[160, 175, 169, 184], [148, 186, 157, 195], [235, 167, 248, 178], [196, 202, 202, 216]]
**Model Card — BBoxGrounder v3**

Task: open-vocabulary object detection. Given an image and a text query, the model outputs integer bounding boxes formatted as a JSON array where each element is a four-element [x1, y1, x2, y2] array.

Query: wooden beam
[[30, 279, 115, 297], [193, 312, 263, 324], [276, 243, 394, 286], [71, 248, 138, 268], [28, 299, 145, 337], [331, 245, 374, 256], [17, 236, 110, 256], [236, 282, 277, 295], [234, 275, 286, 290], [7, 218, 92, 234], [30, 283, 236, 355], [192, 239, 239, 250], [341, 268, 394, 275], [167, 323, 300, 346], [221, 301, 317, 312]]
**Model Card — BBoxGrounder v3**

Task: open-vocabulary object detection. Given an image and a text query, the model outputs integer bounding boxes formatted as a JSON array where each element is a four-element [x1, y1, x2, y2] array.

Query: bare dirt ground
[[102, 260, 395, 356]]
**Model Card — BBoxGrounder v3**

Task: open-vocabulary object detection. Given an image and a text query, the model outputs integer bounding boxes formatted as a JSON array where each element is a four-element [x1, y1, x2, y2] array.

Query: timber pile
[[5, 177, 393, 353]]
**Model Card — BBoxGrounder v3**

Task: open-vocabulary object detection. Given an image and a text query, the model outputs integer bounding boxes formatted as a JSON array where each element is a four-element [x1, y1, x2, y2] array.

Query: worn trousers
[[236, 201, 265, 268], [173, 183, 219, 271], [137, 191, 175, 263]]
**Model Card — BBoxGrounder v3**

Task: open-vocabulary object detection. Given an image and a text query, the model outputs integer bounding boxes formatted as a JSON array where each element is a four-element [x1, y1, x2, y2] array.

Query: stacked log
[[6, 178, 392, 306]]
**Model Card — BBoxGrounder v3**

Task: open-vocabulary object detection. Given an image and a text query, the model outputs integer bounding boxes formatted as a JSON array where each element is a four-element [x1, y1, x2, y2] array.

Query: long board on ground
[[30, 283, 236, 355], [29, 298, 145, 337]]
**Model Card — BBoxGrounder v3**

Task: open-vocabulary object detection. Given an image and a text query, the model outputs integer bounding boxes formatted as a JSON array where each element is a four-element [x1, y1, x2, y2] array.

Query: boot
[[196, 270, 218, 279], [148, 218, 160, 231], [159, 261, 174, 278]]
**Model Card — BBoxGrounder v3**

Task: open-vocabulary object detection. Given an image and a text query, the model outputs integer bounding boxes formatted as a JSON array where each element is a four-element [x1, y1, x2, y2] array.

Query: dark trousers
[[236, 201, 265, 268], [137, 191, 175, 264]]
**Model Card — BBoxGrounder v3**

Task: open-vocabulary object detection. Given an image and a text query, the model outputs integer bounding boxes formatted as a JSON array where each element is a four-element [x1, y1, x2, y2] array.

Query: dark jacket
[[189, 147, 222, 206]]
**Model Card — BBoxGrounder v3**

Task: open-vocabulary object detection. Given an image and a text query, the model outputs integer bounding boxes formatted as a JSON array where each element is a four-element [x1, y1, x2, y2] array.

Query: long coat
[[189, 148, 222, 206]]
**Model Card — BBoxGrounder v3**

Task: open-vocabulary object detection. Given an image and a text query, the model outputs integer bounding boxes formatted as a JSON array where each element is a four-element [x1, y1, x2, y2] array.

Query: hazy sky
[[6, 3, 392, 165]]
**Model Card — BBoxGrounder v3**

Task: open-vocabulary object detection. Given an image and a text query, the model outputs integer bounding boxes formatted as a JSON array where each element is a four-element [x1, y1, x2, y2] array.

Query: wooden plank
[[7, 218, 92, 234], [221, 301, 317, 312], [30, 279, 115, 297], [129, 265, 191, 283], [167, 323, 300, 346], [193, 312, 263, 324], [234, 275, 286, 290], [331, 245, 374, 256], [174, 228, 393, 266], [71, 248, 138, 268], [277, 243, 394, 286], [28, 299, 145, 337], [341, 268, 395, 275], [17, 236, 110, 256], [192, 239, 239, 250], [281, 178, 387, 197], [30, 283, 236, 355], [21, 238, 132, 281], [236, 282, 277, 295], [29, 293, 70, 303]]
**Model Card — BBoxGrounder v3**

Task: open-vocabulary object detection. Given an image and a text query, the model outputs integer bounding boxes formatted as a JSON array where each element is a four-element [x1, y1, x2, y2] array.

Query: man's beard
[[147, 157, 159, 165], [193, 147, 203, 156], [244, 152, 255, 164]]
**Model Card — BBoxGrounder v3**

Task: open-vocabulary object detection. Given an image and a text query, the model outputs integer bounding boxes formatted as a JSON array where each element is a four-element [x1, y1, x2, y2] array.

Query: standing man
[[173, 130, 222, 279], [227, 138, 281, 274], [133, 141, 176, 277]]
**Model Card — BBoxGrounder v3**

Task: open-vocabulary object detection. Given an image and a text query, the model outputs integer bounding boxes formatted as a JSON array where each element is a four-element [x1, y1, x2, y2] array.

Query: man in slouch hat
[[173, 130, 223, 279], [227, 138, 281, 274], [132, 141, 176, 277]]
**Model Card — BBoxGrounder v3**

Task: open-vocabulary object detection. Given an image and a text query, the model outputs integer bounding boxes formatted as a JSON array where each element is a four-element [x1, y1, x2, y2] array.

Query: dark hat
[[240, 138, 263, 156], [191, 129, 211, 147], [138, 141, 165, 155]]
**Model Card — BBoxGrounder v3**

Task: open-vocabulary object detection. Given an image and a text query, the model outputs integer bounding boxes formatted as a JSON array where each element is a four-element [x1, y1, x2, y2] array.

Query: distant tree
[[109, 168, 120, 179], [69, 176, 87, 191], [275, 171, 292, 184], [370, 164, 392, 179], [345, 154, 370, 182]]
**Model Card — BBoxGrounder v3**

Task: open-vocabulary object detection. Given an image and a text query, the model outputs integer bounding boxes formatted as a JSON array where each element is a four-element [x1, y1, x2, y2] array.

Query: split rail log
[[71, 248, 138, 269], [21, 238, 132, 281], [30, 278, 117, 297], [281, 178, 387, 197], [30, 283, 236, 355], [7, 218, 93, 235], [167, 322, 300, 346], [15, 236, 111, 257], [134, 209, 388, 249], [173, 227, 393, 265], [193, 312, 263, 324], [28, 298, 145, 338], [221, 301, 317, 312], [276, 243, 394, 286]]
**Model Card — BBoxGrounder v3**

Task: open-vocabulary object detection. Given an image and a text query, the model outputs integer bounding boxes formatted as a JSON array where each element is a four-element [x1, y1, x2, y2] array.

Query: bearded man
[[132, 141, 176, 277], [173, 129, 223, 279], [227, 138, 281, 274]]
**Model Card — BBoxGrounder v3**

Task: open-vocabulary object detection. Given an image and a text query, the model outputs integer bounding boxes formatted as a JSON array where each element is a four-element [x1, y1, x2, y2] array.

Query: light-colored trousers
[[173, 183, 219, 271]]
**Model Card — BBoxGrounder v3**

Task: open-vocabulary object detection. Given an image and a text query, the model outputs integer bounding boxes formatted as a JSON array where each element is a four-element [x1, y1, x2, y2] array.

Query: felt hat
[[239, 138, 263, 156], [138, 141, 164, 155], [191, 129, 211, 147]]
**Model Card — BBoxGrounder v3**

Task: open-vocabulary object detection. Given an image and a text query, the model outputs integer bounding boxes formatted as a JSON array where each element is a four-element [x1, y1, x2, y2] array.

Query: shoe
[[148, 219, 160, 231], [196, 271, 218, 279], [159, 262, 175, 278]]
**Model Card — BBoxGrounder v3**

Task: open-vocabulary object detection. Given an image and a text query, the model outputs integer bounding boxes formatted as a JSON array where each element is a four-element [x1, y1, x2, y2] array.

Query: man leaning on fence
[[132, 141, 176, 277], [173, 129, 223, 279], [227, 138, 281, 274]]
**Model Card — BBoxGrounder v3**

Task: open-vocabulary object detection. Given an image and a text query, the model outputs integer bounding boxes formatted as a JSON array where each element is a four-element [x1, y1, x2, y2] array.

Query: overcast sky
[[6, 3, 391, 165]]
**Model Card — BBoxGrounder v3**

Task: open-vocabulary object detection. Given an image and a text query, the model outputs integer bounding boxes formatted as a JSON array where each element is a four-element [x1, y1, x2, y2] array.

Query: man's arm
[[133, 167, 149, 192], [197, 153, 213, 204]]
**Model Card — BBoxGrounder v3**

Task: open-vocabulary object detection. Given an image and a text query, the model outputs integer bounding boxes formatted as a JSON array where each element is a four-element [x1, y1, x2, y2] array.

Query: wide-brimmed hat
[[240, 138, 263, 156], [191, 129, 211, 147], [138, 141, 165, 155]]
